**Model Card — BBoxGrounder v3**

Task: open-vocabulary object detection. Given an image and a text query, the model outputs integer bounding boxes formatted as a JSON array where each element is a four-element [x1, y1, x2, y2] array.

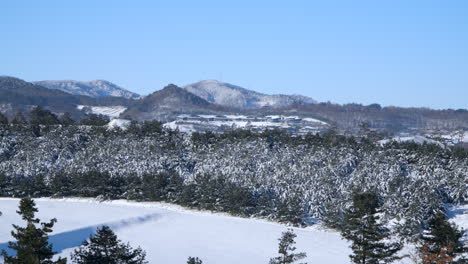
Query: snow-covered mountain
[[183, 80, 317, 109], [122, 84, 226, 121], [34, 80, 140, 99]]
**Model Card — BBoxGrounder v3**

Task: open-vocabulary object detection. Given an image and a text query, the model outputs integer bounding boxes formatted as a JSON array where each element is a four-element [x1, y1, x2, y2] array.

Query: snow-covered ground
[[0, 198, 466, 264], [163, 114, 328, 134], [0, 198, 349, 264]]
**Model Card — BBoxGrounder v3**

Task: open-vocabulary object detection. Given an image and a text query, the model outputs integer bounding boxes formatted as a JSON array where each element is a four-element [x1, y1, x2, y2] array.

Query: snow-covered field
[[77, 105, 127, 118], [0, 198, 466, 264], [163, 114, 328, 133], [0, 198, 349, 264]]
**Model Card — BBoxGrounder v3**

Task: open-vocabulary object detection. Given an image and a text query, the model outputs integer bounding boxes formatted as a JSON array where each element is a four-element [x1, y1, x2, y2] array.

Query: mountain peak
[[183, 80, 316, 108], [121, 84, 224, 121]]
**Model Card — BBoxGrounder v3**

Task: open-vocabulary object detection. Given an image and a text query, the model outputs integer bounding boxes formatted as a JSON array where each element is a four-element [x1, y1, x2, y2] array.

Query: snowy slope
[[1, 199, 465, 264], [35, 80, 140, 99], [183, 80, 317, 109], [77, 105, 127, 118], [0, 198, 349, 264]]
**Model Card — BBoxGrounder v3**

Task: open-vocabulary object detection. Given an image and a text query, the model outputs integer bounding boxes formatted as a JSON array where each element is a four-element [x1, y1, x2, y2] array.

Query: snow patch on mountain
[[35, 80, 140, 99], [183, 80, 316, 109], [77, 105, 127, 118]]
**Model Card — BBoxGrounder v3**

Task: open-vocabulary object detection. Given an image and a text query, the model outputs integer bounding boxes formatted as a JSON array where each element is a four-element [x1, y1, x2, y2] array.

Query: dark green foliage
[[80, 114, 109, 126], [126, 120, 163, 137], [0, 112, 8, 125], [141, 172, 183, 201], [31, 175, 51, 197], [29, 106, 61, 126], [0, 173, 15, 197], [269, 229, 307, 264], [50, 173, 74, 197], [59, 112, 75, 126], [341, 192, 402, 264], [11, 112, 27, 125], [277, 194, 305, 226], [71, 226, 147, 264], [187, 257, 203, 264], [1, 197, 66, 264], [419, 211, 467, 263]]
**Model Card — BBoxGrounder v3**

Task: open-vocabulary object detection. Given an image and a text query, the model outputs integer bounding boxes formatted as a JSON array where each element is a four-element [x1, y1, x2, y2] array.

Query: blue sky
[[1, 0, 467, 109]]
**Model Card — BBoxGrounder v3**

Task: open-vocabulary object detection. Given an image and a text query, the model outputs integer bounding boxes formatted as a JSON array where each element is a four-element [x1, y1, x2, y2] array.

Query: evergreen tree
[[80, 114, 109, 126], [71, 225, 147, 264], [0, 112, 8, 125], [187, 257, 203, 264], [59, 112, 75, 126], [269, 229, 307, 264], [29, 106, 61, 125], [341, 192, 402, 264], [418, 211, 467, 264], [1, 197, 66, 264], [11, 112, 26, 125]]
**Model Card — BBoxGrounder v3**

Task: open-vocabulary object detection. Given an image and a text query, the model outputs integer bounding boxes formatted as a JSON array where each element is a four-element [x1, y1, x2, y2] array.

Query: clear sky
[[1, 0, 467, 109]]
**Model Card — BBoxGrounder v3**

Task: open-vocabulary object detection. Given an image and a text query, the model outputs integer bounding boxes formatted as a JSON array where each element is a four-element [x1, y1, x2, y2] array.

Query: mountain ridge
[[34, 80, 140, 99], [183, 80, 317, 109]]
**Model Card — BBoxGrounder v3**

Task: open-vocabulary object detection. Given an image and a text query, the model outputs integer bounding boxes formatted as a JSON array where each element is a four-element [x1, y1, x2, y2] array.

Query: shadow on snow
[[0, 213, 160, 256]]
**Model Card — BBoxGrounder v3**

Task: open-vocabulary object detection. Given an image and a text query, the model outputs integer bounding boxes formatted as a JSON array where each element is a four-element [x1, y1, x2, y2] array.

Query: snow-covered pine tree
[[71, 225, 147, 264], [418, 211, 467, 264], [187, 256, 203, 264], [1, 197, 67, 264], [269, 229, 307, 264], [341, 192, 402, 264]]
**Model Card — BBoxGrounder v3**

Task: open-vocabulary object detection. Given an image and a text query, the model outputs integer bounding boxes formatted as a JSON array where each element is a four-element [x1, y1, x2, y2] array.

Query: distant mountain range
[[0, 77, 133, 118], [183, 80, 317, 109], [1, 76, 467, 135], [34, 80, 140, 99], [35, 79, 317, 109]]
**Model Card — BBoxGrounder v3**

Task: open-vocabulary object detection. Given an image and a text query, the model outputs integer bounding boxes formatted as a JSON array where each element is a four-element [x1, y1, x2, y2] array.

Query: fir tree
[[341, 192, 402, 264], [418, 211, 467, 264], [269, 229, 307, 264], [1, 197, 66, 264], [71, 225, 147, 264], [187, 257, 203, 264]]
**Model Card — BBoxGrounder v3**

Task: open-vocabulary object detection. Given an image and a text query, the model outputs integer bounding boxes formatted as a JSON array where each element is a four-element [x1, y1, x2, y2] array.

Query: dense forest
[[0, 109, 467, 240]]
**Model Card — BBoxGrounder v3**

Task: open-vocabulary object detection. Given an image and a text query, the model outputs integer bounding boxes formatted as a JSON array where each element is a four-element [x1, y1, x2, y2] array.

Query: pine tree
[[269, 229, 307, 264], [1, 197, 67, 264], [341, 192, 402, 264], [71, 225, 147, 264], [418, 211, 467, 264], [187, 256, 203, 264]]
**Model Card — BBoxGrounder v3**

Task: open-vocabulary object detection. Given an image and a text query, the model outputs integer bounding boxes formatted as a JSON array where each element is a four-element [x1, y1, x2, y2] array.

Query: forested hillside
[[0, 120, 466, 239]]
